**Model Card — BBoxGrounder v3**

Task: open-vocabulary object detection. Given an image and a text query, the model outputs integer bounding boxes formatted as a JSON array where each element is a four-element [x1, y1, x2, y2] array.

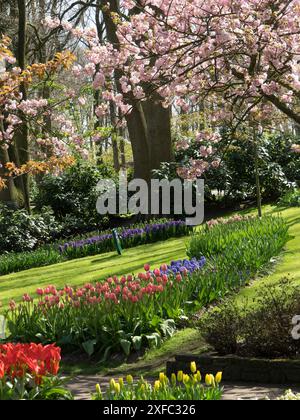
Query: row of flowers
[[6, 258, 206, 357], [205, 214, 255, 229], [93, 363, 223, 401], [17, 258, 206, 308], [58, 220, 192, 259]]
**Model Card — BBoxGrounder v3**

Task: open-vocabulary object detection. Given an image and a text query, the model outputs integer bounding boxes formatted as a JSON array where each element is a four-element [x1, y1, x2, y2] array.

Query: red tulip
[[36, 288, 44, 296], [0, 361, 5, 379], [22, 293, 32, 303], [9, 300, 16, 311]]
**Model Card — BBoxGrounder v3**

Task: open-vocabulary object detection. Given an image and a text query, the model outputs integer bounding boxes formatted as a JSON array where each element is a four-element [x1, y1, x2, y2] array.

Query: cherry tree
[[53, 0, 300, 179], [0, 36, 89, 207]]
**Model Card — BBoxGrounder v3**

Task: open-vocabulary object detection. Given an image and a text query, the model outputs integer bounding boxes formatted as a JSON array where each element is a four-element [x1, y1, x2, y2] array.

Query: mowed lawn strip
[[0, 236, 188, 310]]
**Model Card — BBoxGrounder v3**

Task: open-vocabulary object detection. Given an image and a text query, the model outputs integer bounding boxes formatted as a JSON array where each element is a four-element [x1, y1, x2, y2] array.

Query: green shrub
[[35, 162, 114, 235], [0, 204, 61, 253], [278, 189, 300, 207], [199, 279, 300, 358], [175, 130, 300, 205]]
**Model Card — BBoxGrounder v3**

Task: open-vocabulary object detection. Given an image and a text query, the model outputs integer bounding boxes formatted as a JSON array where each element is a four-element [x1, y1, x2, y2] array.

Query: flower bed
[[5, 258, 206, 357], [59, 220, 191, 259], [0, 343, 72, 400], [92, 363, 223, 401], [190, 215, 288, 260], [187, 215, 289, 306]]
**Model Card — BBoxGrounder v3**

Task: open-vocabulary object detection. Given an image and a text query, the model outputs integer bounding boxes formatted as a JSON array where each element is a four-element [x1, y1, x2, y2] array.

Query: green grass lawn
[[0, 236, 189, 310]]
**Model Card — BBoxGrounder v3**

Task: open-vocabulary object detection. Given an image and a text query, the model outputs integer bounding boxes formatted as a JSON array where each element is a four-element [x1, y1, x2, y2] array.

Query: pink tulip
[[176, 274, 182, 283], [161, 264, 168, 272]]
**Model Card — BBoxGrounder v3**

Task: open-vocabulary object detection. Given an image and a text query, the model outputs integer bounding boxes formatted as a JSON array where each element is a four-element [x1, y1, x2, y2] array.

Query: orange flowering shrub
[[0, 36, 78, 190]]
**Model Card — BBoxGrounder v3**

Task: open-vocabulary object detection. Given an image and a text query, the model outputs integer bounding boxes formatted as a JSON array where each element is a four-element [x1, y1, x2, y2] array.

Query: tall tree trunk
[[253, 127, 262, 218], [126, 103, 151, 181], [109, 101, 120, 172], [0, 121, 20, 208], [13, 0, 30, 212], [119, 129, 126, 170], [143, 98, 173, 171]]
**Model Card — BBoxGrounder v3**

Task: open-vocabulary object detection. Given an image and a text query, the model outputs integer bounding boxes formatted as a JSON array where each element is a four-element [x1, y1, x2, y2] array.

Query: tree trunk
[[119, 129, 126, 170], [0, 123, 20, 208], [143, 98, 173, 171], [14, 0, 30, 212], [253, 127, 262, 218], [109, 101, 120, 172]]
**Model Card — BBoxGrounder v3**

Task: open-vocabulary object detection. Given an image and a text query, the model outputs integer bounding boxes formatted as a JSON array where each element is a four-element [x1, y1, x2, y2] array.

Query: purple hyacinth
[[58, 219, 189, 255]]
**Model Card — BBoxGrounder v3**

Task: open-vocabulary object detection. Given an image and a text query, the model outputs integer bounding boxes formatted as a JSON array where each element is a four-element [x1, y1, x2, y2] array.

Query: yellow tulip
[[205, 374, 213, 386], [95, 384, 102, 396], [215, 372, 222, 384], [196, 371, 202, 382], [110, 378, 116, 390], [126, 375, 133, 385], [177, 370, 183, 382], [114, 383, 121, 394], [154, 380, 161, 391], [211, 376, 216, 388], [159, 372, 165, 383], [119, 377, 124, 388], [183, 374, 190, 384], [171, 373, 177, 385], [190, 361, 197, 374], [206, 374, 216, 387]]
